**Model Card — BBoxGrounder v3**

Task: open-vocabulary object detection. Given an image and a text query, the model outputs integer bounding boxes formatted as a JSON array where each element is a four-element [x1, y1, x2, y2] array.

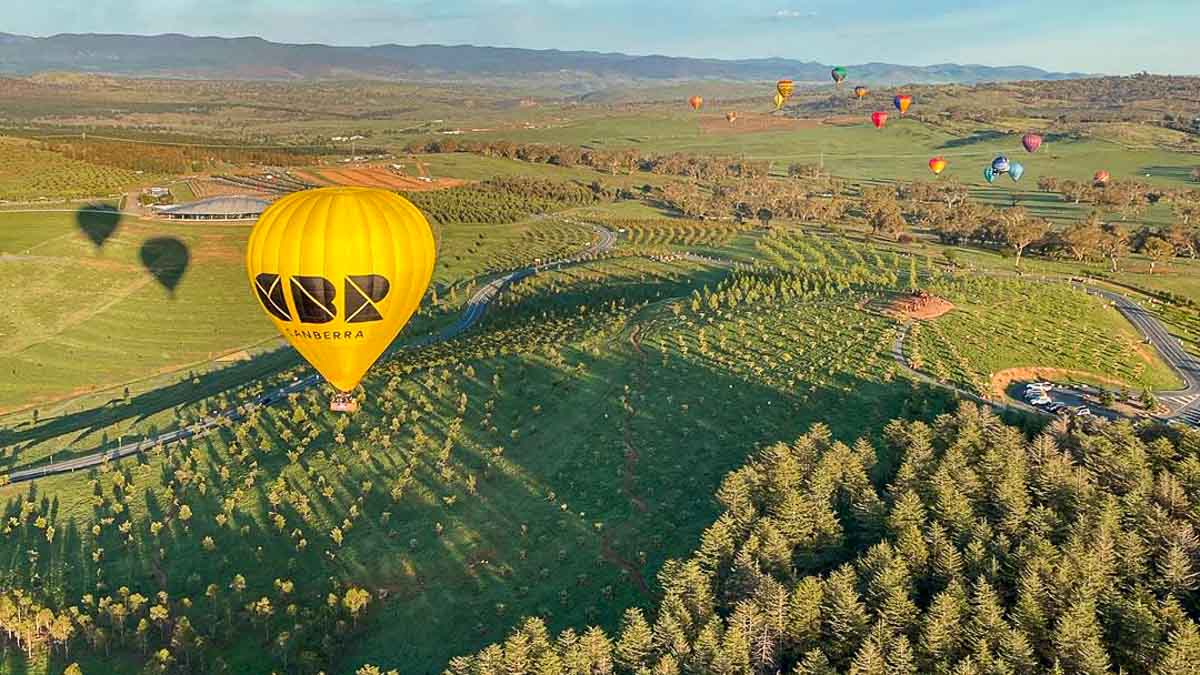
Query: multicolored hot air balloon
[[1093, 170, 1111, 186], [871, 111, 889, 129], [929, 157, 948, 175], [894, 94, 913, 115], [773, 92, 786, 110], [246, 187, 436, 412], [777, 79, 795, 100], [726, 111, 738, 124], [1008, 162, 1025, 182], [983, 167, 997, 183], [992, 156, 1011, 174], [831, 67, 847, 87], [688, 95, 703, 111], [854, 86, 869, 100], [1022, 133, 1043, 153]]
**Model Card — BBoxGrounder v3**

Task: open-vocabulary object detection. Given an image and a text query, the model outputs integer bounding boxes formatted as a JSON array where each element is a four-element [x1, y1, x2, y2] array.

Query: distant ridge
[[0, 32, 1088, 87]]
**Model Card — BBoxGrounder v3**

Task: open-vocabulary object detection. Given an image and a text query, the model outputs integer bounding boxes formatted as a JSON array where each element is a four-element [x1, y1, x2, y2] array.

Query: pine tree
[[1155, 618, 1200, 675], [1052, 598, 1112, 675], [615, 608, 654, 672], [920, 581, 968, 673], [821, 566, 870, 667]]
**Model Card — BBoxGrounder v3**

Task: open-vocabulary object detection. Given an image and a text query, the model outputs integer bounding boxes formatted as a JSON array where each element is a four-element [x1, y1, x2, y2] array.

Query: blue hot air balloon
[[984, 167, 997, 183], [1008, 161, 1025, 182], [991, 155, 1010, 174]]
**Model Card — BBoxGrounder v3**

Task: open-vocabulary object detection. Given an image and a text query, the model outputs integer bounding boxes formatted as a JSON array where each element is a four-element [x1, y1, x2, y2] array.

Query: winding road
[[11, 224, 1198, 482], [7, 220, 617, 483]]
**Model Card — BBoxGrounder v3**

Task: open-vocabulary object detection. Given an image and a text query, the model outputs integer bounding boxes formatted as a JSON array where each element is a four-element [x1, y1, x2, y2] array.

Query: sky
[[7, 0, 1198, 74]]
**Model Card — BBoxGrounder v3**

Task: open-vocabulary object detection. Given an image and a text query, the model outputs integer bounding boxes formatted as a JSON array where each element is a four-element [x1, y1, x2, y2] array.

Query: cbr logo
[[254, 273, 389, 324]]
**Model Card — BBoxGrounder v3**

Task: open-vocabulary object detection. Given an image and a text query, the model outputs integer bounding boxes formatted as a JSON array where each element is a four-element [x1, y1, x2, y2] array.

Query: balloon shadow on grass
[[76, 204, 122, 250], [139, 237, 190, 298]]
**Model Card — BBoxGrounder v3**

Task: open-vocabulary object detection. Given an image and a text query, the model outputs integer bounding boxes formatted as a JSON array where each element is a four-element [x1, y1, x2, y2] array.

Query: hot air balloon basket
[[330, 392, 360, 413]]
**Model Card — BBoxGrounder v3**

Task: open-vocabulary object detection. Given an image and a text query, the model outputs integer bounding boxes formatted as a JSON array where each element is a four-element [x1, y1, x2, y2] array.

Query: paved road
[[1086, 287, 1200, 425], [8, 221, 616, 483]]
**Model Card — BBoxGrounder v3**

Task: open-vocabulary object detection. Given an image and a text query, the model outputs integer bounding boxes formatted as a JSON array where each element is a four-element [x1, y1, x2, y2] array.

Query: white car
[[1030, 396, 1052, 406]]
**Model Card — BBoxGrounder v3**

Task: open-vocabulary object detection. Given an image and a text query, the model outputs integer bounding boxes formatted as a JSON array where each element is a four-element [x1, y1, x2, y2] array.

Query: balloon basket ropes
[[330, 392, 359, 413]]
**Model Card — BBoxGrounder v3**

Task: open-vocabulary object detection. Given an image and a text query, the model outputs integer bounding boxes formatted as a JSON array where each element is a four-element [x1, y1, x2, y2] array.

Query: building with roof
[[158, 195, 271, 221]]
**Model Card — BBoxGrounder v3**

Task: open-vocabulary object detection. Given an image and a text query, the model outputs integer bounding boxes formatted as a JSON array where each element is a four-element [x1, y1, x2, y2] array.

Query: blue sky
[[8, 0, 1198, 73]]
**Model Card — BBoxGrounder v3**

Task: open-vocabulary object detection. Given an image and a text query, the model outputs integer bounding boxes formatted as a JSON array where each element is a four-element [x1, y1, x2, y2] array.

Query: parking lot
[[1008, 381, 1121, 422]]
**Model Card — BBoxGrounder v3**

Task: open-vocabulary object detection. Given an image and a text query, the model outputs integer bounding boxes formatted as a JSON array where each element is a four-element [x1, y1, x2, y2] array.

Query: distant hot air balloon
[[831, 67, 848, 87], [776, 79, 795, 100], [1008, 161, 1025, 182], [1022, 133, 1043, 153], [726, 111, 738, 124], [854, 86, 869, 100], [929, 157, 948, 175], [1093, 170, 1111, 186], [246, 187, 436, 412], [983, 167, 997, 183], [689, 95, 703, 111], [871, 111, 889, 129], [893, 94, 913, 115], [991, 155, 1011, 174], [773, 92, 786, 110]]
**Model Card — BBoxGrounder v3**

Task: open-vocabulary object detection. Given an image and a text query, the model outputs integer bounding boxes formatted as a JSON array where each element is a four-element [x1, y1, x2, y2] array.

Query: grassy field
[[910, 275, 1182, 394]]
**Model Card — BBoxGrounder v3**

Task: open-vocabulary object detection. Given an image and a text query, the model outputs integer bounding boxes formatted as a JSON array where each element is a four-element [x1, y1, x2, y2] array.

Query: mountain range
[[0, 32, 1088, 87]]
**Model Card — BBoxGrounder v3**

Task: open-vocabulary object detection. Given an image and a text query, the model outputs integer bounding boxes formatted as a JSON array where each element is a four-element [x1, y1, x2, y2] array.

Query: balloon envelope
[[1022, 133, 1043, 153], [983, 167, 997, 183], [831, 67, 847, 84], [854, 86, 869, 99], [991, 156, 1011, 174], [773, 92, 785, 110], [246, 187, 436, 394], [1008, 162, 1025, 181], [776, 79, 795, 99], [894, 94, 913, 114], [1094, 170, 1111, 185], [726, 111, 737, 123], [688, 95, 703, 111], [871, 111, 889, 129], [929, 157, 948, 175]]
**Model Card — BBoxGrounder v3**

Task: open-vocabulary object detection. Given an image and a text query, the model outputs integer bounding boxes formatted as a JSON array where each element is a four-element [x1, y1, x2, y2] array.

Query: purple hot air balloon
[[991, 155, 1011, 174]]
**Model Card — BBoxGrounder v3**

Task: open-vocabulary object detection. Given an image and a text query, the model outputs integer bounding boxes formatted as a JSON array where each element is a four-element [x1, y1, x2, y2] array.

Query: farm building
[[158, 195, 271, 221]]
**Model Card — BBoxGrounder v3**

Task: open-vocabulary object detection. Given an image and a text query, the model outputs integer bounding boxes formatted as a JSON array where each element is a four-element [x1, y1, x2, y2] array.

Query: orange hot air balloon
[[1093, 170, 1111, 186], [871, 111, 889, 129], [929, 156, 948, 175], [854, 86, 869, 99], [688, 95, 703, 111], [894, 94, 913, 115], [726, 111, 737, 123], [776, 79, 795, 100]]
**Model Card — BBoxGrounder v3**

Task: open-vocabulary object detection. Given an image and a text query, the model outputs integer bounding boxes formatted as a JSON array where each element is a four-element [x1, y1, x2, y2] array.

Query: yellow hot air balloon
[[246, 187, 436, 411], [774, 92, 785, 110]]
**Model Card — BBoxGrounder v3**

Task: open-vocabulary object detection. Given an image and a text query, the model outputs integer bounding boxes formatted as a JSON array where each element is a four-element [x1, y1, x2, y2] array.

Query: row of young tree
[[451, 404, 1200, 675], [402, 177, 598, 225], [45, 139, 322, 174], [404, 138, 771, 182]]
